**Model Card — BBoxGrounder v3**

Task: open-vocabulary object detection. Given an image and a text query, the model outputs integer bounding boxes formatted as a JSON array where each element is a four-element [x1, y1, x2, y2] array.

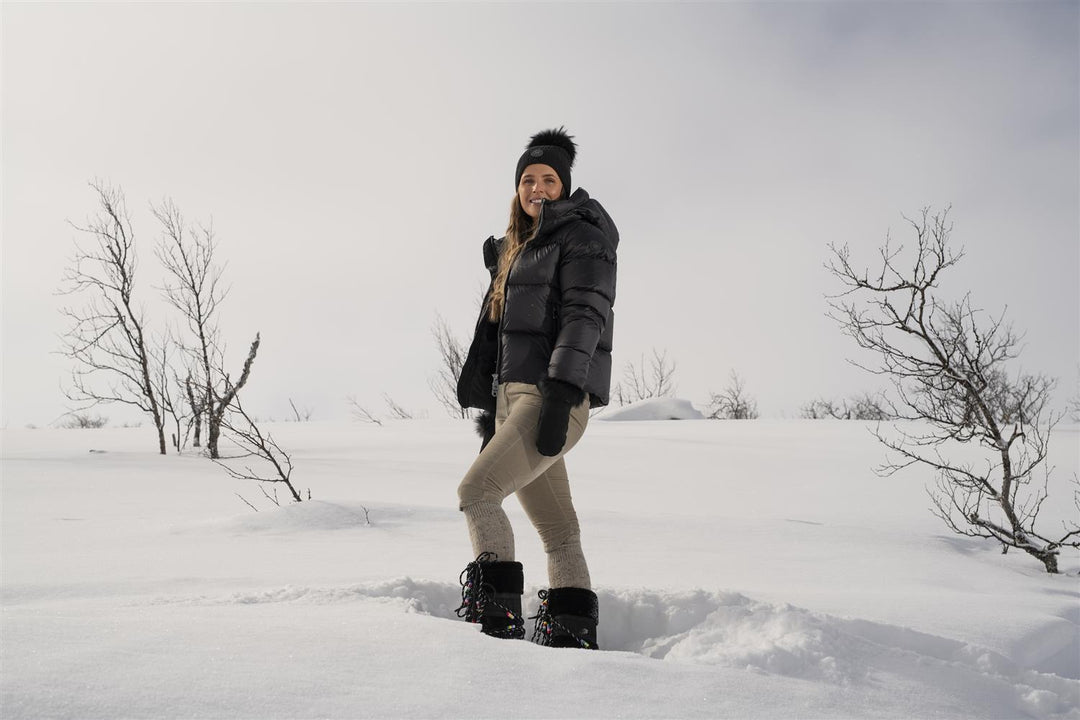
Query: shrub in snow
[[800, 392, 892, 420], [60, 412, 108, 429], [706, 371, 759, 420], [611, 348, 677, 406]]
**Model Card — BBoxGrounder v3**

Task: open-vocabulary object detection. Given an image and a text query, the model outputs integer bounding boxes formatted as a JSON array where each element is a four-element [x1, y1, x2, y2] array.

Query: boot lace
[[487, 610, 526, 640], [454, 553, 525, 639], [454, 551, 496, 622], [529, 589, 594, 649], [530, 589, 553, 644]]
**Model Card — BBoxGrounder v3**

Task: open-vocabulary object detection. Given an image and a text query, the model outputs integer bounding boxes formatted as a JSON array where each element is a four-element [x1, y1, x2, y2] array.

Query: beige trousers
[[457, 382, 592, 587]]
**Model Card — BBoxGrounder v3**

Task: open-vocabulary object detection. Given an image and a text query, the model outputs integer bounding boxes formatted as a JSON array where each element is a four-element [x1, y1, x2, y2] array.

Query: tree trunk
[[208, 416, 221, 459], [1037, 550, 1059, 574]]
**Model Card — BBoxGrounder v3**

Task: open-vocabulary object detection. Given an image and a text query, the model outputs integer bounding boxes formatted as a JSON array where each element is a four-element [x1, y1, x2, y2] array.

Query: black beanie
[[514, 127, 577, 198]]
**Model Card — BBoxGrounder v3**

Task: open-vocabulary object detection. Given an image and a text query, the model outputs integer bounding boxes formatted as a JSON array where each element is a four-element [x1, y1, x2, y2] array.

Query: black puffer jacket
[[457, 188, 618, 412]]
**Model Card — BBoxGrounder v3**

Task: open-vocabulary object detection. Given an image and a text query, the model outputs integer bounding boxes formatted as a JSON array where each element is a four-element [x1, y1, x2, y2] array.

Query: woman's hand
[[536, 378, 586, 457]]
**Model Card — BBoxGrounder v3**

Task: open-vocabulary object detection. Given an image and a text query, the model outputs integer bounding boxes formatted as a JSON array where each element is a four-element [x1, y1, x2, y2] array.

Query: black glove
[[536, 378, 586, 457], [474, 411, 496, 453]]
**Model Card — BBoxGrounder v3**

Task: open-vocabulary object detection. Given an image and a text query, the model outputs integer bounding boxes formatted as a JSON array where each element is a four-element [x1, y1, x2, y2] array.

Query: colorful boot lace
[[455, 552, 525, 640]]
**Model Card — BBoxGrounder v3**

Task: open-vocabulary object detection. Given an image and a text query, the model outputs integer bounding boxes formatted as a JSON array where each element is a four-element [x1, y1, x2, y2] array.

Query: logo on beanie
[[530, 149, 544, 158]]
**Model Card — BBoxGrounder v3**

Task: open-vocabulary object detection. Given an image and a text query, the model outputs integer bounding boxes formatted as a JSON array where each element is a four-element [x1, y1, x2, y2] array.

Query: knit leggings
[[457, 382, 592, 589]]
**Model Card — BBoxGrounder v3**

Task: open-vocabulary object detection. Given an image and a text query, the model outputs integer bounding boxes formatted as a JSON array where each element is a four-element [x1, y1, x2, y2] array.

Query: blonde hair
[[488, 195, 539, 322]]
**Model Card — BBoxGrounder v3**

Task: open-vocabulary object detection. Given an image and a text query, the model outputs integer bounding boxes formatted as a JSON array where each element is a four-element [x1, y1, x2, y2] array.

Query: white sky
[[2, 1, 1077, 426]]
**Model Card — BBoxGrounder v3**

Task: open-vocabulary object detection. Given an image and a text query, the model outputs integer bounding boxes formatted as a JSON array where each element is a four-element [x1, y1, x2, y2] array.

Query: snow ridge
[[149, 578, 1080, 718]]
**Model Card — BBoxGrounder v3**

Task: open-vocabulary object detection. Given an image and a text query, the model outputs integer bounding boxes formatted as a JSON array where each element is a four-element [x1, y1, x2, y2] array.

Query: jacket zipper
[[492, 199, 548, 397], [491, 313, 501, 398]]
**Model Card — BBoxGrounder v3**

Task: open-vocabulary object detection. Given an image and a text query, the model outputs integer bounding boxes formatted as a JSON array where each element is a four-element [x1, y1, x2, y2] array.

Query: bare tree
[[800, 398, 842, 419], [383, 394, 413, 420], [827, 207, 1078, 573], [185, 374, 205, 447], [707, 371, 759, 419], [613, 348, 678, 405], [288, 398, 313, 422], [60, 412, 109, 429], [206, 334, 262, 457], [58, 181, 168, 453], [346, 395, 383, 425], [429, 313, 471, 418], [215, 392, 304, 505], [152, 338, 192, 452], [154, 199, 255, 459], [801, 392, 891, 420]]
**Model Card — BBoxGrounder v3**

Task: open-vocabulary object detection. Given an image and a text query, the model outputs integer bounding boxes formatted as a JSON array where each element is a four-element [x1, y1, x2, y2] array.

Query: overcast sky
[[3, 1, 1077, 427]]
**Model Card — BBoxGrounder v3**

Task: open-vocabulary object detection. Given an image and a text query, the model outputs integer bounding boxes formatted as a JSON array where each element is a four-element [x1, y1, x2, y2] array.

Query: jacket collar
[[485, 186, 617, 269], [531, 188, 596, 244]]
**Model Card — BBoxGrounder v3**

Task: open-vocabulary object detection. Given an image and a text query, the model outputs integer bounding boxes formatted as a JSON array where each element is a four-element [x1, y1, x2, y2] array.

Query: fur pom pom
[[527, 127, 577, 166], [474, 410, 496, 440]]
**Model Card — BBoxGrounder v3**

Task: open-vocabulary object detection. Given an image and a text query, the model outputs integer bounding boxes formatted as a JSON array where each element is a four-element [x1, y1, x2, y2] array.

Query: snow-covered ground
[[2, 402, 1078, 719]]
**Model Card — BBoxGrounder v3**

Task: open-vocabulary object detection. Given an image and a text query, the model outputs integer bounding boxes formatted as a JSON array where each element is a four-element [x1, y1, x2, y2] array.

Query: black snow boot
[[531, 587, 600, 649], [454, 552, 525, 639]]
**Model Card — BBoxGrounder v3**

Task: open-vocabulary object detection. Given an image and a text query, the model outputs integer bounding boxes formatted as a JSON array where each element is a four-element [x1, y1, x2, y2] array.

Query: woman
[[455, 127, 618, 649]]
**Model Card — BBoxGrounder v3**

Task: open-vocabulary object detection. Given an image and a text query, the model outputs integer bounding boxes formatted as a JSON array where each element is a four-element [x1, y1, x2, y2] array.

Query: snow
[[598, 397, 705, 421], [2, 415, 1078, 719]]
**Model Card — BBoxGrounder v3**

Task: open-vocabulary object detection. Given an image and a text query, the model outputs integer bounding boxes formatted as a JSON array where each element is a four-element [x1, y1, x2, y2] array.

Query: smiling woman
[[453, 128, 620, 648], [518, 166, 564, 218]]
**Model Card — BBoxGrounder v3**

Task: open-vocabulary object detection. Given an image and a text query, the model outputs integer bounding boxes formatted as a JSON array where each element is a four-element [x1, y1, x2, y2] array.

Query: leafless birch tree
[[429, 313, 470, 418], [383, 394, 414, 420], [827, 207, 1078, 573], [152, 338, 191, 451], [346, 395, 383, 425], [216, 391, 304, 505], [612, 348, 677, 406], [185, 374, 205, 446], [58, 181, 168, 453], [706, 370, 759, 419], [288, 398, 313, 422], [154, 199, 254, 459], [207, 333, 262, 458]]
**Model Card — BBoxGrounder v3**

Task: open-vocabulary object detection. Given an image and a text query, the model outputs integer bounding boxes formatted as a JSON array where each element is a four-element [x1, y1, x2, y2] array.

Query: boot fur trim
[[479, 560, 524, 595], [545, 587, 599, 621]]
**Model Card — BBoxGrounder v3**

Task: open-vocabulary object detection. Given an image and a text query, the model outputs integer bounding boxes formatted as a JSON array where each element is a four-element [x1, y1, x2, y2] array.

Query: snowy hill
[[597, 396, 705, 421], [2, 418, 1077, 719]]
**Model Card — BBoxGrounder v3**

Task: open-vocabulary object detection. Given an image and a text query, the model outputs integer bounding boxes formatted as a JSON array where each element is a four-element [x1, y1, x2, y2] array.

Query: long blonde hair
[[488, 195, 539, 322]]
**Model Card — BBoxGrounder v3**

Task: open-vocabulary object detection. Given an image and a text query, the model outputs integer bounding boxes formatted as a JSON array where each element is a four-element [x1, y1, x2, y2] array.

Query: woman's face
[[517, 163, 564, 218]]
